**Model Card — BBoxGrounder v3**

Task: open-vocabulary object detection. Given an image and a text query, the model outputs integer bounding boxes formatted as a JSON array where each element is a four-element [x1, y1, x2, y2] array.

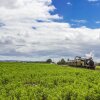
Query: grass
[[0, 62, 100, 100]]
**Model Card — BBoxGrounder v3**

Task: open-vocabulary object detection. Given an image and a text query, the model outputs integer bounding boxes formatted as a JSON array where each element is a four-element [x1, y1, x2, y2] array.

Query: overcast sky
[[0, 0, 100, 61]]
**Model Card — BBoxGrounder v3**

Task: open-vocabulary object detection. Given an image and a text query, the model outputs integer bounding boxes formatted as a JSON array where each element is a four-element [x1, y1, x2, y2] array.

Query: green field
[[0, 62, 100, 100]]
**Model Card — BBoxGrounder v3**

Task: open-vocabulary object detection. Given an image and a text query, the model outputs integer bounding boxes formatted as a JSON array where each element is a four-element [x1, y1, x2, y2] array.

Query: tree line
[[46, 58, 67, 65]]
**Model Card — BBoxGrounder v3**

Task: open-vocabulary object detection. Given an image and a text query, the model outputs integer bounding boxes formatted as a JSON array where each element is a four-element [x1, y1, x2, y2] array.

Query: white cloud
[[0, 0, 100, 61], [71, 19, 87, 23], [96, 21, 100, 24], [85, 51, 94, 59], [88, 0, 99, 2], [66, 2, 72, 6]]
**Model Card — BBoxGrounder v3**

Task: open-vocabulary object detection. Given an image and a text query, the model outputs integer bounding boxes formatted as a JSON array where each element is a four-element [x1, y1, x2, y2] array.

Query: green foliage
[[46, 59, 52, 63], [0, 62, 100, 100], [57, 58, 66, 65]]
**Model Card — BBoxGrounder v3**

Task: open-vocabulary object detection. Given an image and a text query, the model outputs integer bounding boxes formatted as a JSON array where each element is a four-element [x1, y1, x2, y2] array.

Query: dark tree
[[46, 59, 52, 63], [61, 58, 66, 64], [57, 58, 66, 65], [67, 58, 69, 61]]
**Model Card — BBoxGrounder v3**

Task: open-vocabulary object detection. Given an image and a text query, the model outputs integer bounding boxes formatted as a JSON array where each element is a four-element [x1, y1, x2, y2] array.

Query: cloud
[[96, 21, 100, 24], [0, 0, 16, 8], [85, 51, 94, 59], [71, 19, 87, 23], [88, 0, 100, 5], [88, 0, 99, 2], [0, 0, 100, 61], [0, 22, 5, 27], [66, 2, 72, 6]]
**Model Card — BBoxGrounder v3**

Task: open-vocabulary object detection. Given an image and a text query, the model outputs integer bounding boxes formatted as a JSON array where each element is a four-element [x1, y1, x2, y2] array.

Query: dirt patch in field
[[24, 82, 37, 86]]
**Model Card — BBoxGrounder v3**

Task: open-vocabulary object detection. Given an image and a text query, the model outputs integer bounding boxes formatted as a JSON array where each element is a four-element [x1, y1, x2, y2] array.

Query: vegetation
[[57, 58, 66, 65], [96, 63, 100, 66], [0, 62, 100, 100], [46, 59, 52, 63]]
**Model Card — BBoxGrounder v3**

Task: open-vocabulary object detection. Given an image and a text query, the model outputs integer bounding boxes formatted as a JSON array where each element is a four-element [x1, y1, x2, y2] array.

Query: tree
[[57, 58, 66, 65], [46, 59, 52, 63]]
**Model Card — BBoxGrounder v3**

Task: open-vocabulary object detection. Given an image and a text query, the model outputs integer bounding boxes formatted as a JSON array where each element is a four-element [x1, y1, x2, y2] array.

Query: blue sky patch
[[52, 0, 100, 28]]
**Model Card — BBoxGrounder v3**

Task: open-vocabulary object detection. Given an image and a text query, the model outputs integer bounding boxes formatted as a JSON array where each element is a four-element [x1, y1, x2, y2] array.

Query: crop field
[[0, 62, 100, 100]]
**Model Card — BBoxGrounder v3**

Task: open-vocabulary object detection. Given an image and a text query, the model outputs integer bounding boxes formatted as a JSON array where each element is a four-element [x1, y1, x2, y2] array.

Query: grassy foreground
[[0, 62, 100, 100]]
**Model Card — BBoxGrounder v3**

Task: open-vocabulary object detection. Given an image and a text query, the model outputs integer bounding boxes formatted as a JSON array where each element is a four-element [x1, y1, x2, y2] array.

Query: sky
[[0, 0, 100, 61], [52, 0, 100, 28]]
